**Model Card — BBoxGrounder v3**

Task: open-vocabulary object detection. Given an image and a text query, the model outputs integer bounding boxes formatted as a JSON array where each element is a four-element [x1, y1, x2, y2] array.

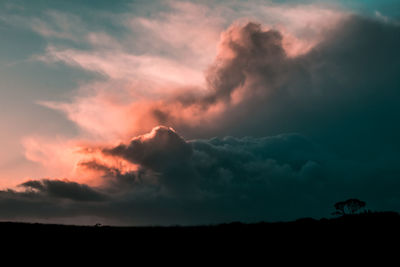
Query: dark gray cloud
[[103, 126, 192, 172], [19, 179, 107, 202], [178, 16, 400, 158], [103, 126, 326, 197], [226, 17, 399, 154], [1, 15, 400, 225], [1, 126, 400, 225], [3, 126, 399, 225], [0, 130, 330, 224], [103, 126, 197, 195]]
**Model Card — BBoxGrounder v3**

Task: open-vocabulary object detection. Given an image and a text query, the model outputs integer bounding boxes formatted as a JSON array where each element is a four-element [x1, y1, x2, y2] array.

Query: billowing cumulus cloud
[[103, 126, 192, 171], [102, 126, 196, 194], [204, 22, 286, 105], [2, 121, 400, 225], [196, 15, 400, 143], [0, 126, 330, 224], [1, 1, 400, 225]]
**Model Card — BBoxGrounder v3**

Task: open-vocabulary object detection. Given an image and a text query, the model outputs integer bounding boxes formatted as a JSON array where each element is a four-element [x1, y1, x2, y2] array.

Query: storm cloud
[[0, 127, 330, 224], [195, 15, 400, 156], [203, 22, 287, 105], [2, 122, 400, 225], [1, 7, 400, 225], [19, 179, 107, 202]]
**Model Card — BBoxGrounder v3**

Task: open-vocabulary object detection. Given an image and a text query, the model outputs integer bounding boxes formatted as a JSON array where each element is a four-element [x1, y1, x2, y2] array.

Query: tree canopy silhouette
[[332, 198, 366, 216]]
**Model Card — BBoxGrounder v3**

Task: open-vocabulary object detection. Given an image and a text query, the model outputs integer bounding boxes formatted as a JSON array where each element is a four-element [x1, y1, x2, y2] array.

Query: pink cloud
[[16, 1, 349, 187]]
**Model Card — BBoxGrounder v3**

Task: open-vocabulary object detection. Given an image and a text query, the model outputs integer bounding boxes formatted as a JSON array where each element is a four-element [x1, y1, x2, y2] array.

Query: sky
[[0, 0, 399, 225]]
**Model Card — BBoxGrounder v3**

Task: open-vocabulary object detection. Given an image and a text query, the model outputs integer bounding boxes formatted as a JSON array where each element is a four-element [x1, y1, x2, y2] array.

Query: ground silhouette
[[1, 211, 399, 240], [2, 211, 400, 256]]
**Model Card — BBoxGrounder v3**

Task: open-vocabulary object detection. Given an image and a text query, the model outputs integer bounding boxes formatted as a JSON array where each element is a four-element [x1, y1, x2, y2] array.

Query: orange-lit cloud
[[22, 136, 138, 187], [16, 1, 348, 188]]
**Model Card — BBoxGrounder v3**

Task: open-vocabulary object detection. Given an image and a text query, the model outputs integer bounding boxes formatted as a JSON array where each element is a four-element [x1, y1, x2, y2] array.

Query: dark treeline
[[2, 211, 400, 255], [1, 211, 400, 237]]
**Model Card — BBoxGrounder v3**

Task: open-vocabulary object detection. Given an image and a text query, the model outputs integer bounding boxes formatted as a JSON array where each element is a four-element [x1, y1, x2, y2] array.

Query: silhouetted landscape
[[3, 199, 399, 240], [2, 212, 400, 240]]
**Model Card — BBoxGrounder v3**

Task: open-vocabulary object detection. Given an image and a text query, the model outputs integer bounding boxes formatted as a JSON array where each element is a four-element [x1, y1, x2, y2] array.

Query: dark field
[[2, 212, 399, 257], [2, 212, 399, 240]]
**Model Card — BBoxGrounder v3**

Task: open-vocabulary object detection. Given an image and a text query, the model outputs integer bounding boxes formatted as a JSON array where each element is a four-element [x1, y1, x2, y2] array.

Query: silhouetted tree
[[346, 198, 366, 214], [332, 198, 366, 216], [333, 201, 346, 216]]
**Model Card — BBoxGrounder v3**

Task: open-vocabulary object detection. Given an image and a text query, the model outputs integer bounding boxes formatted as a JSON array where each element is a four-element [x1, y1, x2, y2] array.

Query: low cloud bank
[[2, 124, 400, 225]]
